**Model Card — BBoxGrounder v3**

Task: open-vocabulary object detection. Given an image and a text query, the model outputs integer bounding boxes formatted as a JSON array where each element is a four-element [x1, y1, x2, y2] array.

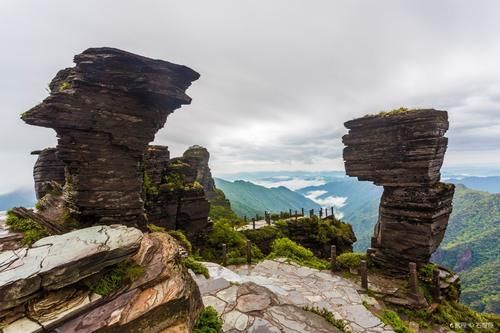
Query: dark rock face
[[22, 48, 199, 227], [144, 145, 212, 245], [182, 145, 217, 200], [32, 148, 65, 200], [343, 109, 455, 274]]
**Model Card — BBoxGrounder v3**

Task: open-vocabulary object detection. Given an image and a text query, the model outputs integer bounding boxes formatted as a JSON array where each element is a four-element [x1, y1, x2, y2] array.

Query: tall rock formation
[[182, 145, 217, 200], [342, 109, 455, 274], [22, 47, 199, 227], [143, 145, 211, 246]]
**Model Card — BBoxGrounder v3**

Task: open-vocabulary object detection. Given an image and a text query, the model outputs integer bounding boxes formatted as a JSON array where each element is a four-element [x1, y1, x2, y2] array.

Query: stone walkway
[[192, 259, 395, 333]]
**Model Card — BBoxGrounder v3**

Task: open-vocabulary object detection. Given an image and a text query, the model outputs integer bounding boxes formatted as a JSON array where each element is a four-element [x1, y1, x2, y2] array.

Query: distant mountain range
[[214, 178, 320, 217], [0, 188, 36, 211], [445, 176, 500, 193]]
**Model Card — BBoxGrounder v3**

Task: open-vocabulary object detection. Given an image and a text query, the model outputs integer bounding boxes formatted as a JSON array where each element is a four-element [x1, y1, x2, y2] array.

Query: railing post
[[433, 268, 441, 302], [294, 210, 298, 220], [330, 245, 336, 271], [246, 240, 252, 265], [301, 207, 304, 216], [222, 243, 227, 266], [244, 216, 247, 223], [409, 262, 418, 295], [252, 218, 256, 230], [289, 208, 292, 216], [331, 207, 334, 217], [360, 260, 368, 289], [319, 208, 323, 218]]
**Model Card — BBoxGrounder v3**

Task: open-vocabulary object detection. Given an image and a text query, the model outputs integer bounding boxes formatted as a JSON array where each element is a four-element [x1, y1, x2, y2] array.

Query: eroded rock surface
[[143, 145, 212, 245], [0, 225, 142, 311], [1, 231, 202, 333], [22, 47, 199, 227], [342, 109, 455, 273], [32, 148, 65, 200]]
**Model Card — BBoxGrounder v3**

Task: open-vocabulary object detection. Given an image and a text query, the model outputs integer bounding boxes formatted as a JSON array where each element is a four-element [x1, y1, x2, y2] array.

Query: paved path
[[192, 259, 394, 333]]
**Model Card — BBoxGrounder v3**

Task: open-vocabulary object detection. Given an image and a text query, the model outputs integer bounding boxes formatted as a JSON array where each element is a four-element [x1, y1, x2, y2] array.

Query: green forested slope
[[214, 178, 320, 217]]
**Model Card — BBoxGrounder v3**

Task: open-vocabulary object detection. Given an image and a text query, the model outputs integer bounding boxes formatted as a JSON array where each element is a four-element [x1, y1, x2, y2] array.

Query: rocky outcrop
[[144, 145, 212, 246], [0, 228, 202, 332], [31, 148, 65, 200], [342, 109, 455, 274], [0, 225, 142, 312], [22, 47, 199, 227], [182, 145, 217, 200]]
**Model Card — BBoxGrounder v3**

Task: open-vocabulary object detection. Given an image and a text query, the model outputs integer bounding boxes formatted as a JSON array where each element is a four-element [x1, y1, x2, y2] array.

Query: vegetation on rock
[[242, 226, 283, 255], [193, 306, 223, 333], [185, 256, 209, 279], [336, 252, 367, 270], [302, 306, 347, 332], [267, 237, 328, 270], [6, 210, 49, 245], [85, 260, 144, 296], [378, 310, 411, 333]]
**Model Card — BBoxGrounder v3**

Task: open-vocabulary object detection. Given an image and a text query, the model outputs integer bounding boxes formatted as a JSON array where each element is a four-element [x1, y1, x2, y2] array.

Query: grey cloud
[[1, 0, 500, 193]]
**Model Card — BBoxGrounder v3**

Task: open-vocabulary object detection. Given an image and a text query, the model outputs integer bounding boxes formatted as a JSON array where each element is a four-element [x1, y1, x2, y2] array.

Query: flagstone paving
[[192, 259, 395, 333]]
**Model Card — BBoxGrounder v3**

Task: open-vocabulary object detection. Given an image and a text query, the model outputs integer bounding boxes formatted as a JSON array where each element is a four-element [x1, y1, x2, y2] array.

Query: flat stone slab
[[0, 225, 142, 311], [193, 259, 395, 333]]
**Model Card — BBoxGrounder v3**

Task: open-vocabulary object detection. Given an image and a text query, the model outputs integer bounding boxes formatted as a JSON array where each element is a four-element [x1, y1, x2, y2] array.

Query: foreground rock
[[192, 259, 394, 333], [343, 109, 455, 274], [22, 47, 200, 227], [0, 228, 202, 332]]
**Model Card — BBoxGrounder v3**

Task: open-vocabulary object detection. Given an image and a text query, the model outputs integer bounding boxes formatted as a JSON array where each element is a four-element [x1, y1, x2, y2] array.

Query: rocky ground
[[192, 259, 395, 333]]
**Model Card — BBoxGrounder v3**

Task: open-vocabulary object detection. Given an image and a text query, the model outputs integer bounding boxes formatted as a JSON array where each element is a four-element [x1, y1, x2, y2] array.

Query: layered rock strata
[[32, 148, 65, 200], [22, 47, 199, 227], [0, 227, 202, 332], [342, 109, 455, 273], [182, 145, 217, 200], [144, 145, 211, 245]]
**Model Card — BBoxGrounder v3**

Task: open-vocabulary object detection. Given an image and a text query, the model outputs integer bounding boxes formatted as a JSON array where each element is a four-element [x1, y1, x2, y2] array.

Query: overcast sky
[[1, 0, 500, 194]]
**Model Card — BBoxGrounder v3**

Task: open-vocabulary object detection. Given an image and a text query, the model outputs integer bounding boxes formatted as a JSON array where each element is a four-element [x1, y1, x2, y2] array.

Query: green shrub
[[378, 310, 411, 333], [59, 81, 72, 91], [86, 261, 144, 296], [168, 229, 193, 254], [242, 226, 282, 255], [336, 252, 366, 270], [161, 173, 185, 191], [267, 237, 328, 270], [185, 256, 209, 279], [147, 224, 166, 233], [303, 306, 347, 332], [418, 263, 438, 281], [6, 211, 50, 245], [431, 301, 499, 333], [143, 172, 158, 198], [193, 306, 223, 333]]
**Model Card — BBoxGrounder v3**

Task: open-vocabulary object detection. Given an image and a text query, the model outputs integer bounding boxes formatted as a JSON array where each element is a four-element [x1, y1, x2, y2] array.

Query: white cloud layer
[[1, 0, 500, 193]]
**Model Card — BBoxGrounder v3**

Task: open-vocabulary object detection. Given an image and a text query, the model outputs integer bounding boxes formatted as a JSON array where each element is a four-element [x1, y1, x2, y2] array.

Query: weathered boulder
[[343, 109, 455, 274], [0, 231, 203, 332], [31, 148, 65, 200], [0, 225, 142, 311], [22, 47, 199, 227]]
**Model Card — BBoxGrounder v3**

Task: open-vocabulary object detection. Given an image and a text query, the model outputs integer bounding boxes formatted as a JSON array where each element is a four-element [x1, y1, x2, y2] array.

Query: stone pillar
[[409, 262, 418, 295], [330, 245, 337, 271], [360, 260, 368, 289]]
